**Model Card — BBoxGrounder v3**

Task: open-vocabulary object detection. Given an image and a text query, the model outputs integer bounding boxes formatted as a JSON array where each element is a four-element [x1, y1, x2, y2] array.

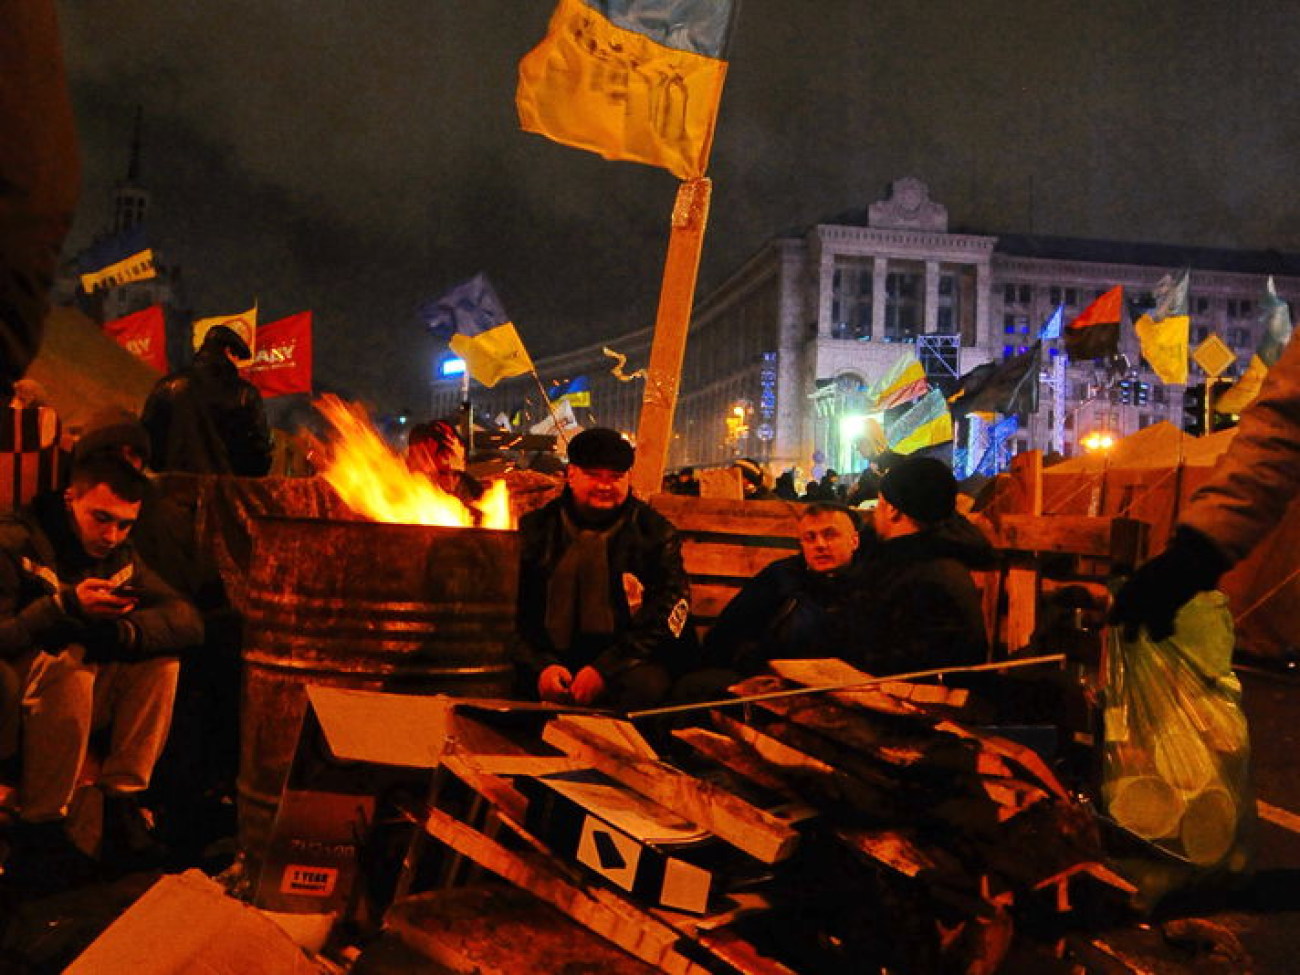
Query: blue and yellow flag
[[516, 0, 734, 179], [888, 389, 953, 454], [549, 375, 592, 408], [1134, 268, 1190, 384], [78, 224, 156, 292], [869, 353, 928, 410]]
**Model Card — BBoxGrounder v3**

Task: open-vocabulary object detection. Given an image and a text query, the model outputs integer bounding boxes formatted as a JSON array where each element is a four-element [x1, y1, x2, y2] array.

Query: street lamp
[[1080, 429, 1115, 453]]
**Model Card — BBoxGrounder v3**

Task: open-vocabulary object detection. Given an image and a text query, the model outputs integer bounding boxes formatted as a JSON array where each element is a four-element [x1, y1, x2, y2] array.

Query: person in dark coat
[[850, 456, 993, 676], [141, 325, 272, 476], [0, 456, 203, 890], [514, 428, 692, 711], [703, 502, 864, 676]]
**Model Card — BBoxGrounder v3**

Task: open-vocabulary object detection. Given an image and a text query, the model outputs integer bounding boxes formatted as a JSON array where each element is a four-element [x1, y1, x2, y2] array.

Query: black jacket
[[704, 554, 864, 675], [849, 515, 993, 677], [0, 491, 204, 663], [514, 491, 692, 683], [141, 347, 272, 476]]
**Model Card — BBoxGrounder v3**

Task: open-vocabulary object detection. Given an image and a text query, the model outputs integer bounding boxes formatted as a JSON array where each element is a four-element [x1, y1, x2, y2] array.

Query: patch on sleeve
[[667, 598, 690, 639]]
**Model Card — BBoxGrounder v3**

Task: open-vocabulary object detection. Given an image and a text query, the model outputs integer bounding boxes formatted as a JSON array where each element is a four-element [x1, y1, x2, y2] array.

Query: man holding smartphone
[[0, 455, 203, 891]]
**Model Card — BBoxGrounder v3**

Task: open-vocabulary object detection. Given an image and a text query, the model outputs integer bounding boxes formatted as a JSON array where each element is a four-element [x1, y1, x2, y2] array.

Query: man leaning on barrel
[[0, 455, 203, 892], [513, 427, 693, 711]]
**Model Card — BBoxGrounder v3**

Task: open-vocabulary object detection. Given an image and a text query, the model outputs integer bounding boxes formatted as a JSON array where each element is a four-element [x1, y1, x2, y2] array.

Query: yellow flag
[[192, 304, 258, 366], [79, 248, 156, 292], [449, 321, 534, 388], [1134, 312, 1190, 384], [516, 0, 730, 180], [1216, 354, 1267, 415]]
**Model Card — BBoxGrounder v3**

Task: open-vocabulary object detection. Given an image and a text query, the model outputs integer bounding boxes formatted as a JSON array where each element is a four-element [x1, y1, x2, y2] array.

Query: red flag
[[103, 305, 168, 372], [1063, 286, 1123, 360], [241, 311, 313, 397]]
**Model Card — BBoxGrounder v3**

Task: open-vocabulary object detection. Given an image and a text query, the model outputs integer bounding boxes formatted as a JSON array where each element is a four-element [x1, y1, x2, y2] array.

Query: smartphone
[[112, 584, 145, 598]]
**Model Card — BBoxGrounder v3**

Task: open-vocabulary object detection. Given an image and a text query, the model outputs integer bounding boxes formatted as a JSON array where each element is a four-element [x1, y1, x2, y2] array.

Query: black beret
[[566, 427, 634, 472], [73, 407, 151, 466], [879, 456, 957, 525]]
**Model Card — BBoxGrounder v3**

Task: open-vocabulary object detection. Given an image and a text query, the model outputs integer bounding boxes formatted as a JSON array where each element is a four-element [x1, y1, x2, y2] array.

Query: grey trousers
[[19, 646, 179, 823]]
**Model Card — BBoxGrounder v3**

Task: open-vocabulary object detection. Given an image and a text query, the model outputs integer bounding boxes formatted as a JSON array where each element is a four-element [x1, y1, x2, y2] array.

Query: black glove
[[1110, 527, 1230, 641]]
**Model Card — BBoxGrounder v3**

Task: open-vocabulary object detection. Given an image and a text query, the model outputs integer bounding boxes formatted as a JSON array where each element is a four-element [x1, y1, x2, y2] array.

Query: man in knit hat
[[849, 455, 993, 676], [514, 427, 692, 711]]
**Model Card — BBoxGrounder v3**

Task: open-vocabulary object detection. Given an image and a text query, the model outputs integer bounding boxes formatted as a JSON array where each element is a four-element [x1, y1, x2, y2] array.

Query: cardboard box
[[253, 686, 461, 917], [521, 769, 727, 914]]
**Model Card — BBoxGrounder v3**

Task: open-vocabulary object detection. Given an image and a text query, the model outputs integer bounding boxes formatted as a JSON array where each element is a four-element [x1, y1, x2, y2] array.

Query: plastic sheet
[[1101, 592, 1255, 905]]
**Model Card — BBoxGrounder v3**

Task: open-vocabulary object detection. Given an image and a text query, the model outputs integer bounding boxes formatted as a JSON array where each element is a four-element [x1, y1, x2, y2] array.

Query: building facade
[[431, 178, 1300, 478]]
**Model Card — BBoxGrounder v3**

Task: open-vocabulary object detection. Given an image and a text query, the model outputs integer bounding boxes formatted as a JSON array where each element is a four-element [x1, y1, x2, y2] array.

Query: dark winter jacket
[[0, 491, 204, 664], [141, 346, 272, 476], [704, 554, 865, 675], [848, 515, 993, 677], [514, 491, 693, 684]]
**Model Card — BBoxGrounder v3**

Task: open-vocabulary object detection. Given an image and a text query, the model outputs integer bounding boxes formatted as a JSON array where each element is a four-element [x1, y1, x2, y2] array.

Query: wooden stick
[[627, 654, 1067, 720]]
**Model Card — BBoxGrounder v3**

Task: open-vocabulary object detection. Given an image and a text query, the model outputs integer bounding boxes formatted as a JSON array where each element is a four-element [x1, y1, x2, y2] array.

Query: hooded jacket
[[0, 491, 204, 663], [141, 343, 272, 476], [848, 514, 993, 677]]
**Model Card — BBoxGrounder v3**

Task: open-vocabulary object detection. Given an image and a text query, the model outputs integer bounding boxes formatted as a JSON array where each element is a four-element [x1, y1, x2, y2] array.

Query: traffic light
[[1183, 383, 1206, 435], [1135, 382, 1151, 407]]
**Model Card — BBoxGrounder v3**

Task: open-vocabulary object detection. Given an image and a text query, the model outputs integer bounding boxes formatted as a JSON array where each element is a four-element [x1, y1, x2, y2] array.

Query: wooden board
[[542, 715, 800, 864]]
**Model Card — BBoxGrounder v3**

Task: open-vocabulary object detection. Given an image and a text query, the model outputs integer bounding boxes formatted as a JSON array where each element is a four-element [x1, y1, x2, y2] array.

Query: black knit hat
[[879, 456, 957, 525], [72, 407, 151, 466], [566, 427, 634, 472]]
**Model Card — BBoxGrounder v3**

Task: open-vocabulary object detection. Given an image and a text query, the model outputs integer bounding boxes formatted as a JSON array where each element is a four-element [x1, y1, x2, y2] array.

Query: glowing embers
[[311, 395, 511, 530]]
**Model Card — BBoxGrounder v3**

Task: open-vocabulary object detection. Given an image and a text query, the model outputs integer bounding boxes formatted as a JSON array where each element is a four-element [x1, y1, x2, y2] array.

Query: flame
[[310, 395, 512, 530]]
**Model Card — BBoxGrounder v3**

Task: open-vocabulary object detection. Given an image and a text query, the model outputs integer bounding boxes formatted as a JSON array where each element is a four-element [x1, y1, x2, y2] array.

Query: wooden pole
[[630, 178, 713, 498]]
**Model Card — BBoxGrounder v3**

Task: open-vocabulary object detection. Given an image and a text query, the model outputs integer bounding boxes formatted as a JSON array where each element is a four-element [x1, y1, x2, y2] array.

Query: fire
[[310, 395, 512, 530]]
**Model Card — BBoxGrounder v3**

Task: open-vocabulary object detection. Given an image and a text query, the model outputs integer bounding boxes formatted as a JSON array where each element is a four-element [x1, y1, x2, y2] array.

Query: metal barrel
[[238, 516, 519, 867]]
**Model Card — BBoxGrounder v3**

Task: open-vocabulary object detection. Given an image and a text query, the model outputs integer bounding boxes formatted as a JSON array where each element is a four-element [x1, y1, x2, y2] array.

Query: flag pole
[[459, 368, 473, 454], [631, 177, 712, 497], [530, 369, 572, 450]]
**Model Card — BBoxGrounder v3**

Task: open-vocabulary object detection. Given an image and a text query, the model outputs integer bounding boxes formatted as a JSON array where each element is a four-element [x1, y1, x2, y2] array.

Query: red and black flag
[[949, 342, 1043, 416], [1064, 285, 1123, 360]]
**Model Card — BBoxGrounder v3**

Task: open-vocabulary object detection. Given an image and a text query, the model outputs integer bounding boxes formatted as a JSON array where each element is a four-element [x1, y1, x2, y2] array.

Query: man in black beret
[[850, 455, 993, 676], [513, 427, 693, 711]]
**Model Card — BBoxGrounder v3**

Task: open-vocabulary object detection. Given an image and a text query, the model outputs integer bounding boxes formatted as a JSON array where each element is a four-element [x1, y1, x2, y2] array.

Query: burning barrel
[[238, 516, 519, 864]]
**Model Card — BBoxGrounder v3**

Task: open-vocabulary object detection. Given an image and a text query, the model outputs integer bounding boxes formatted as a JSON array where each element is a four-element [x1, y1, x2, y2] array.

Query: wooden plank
[[680, 539, 794, 578], [1002, 565, 1038, 655], [711, 711, 899, 816], [995, 514, 1141, 558], [386, 887, 661, 975], [542, 715, 800, 864], [423, 805, 711, 975], [649, 494, 805, 533], [1009, 450, 1043, 516]]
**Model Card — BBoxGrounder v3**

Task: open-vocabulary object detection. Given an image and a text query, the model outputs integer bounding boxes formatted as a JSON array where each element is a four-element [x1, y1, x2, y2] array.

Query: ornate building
[[432, 178, 1300, 476]]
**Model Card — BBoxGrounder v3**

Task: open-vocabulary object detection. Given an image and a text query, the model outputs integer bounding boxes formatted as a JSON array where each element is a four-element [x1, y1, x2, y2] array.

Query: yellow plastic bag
[[1101, 592, 1255, 905]]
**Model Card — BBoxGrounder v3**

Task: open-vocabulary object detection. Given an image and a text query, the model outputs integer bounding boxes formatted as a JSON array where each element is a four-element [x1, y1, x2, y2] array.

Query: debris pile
[[407, 657, 1137, 973]]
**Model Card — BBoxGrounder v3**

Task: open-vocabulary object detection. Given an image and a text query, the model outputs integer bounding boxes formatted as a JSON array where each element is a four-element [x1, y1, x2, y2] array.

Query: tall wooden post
[[630, 177, 713, 498]]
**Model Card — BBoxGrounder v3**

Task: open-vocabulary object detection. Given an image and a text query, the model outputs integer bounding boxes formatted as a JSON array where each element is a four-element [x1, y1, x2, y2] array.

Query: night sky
[[57, 0, 1300, 414]]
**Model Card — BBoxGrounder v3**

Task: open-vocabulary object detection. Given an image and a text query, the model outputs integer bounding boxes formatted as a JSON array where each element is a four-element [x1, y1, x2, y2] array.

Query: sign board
[[1193, 335, 1237, 378]]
